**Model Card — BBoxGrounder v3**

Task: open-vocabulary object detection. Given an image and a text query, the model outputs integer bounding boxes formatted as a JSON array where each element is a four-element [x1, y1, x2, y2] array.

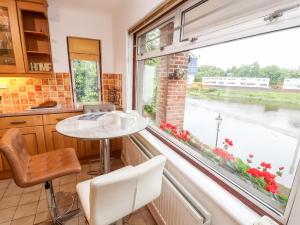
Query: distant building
[[283, 79, 300, 90], [202, 77, 270, 88]]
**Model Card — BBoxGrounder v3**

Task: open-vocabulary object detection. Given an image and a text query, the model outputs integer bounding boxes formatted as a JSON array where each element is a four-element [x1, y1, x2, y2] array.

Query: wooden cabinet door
[[0, 126, 46, 171], [0, 0, 25, 73]]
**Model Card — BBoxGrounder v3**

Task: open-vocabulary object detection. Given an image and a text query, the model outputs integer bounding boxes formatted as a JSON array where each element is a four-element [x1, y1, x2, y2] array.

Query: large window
[[67, 37, 101, 104], [135, 0, 300, 223]]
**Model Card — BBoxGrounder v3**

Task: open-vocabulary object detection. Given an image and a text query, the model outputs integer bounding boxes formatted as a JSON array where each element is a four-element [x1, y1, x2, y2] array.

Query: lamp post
[[215, 113, 223, 147]]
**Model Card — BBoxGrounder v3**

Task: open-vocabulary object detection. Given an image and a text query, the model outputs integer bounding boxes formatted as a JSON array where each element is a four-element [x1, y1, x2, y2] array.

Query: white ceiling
[[48, 0, 124, 13]]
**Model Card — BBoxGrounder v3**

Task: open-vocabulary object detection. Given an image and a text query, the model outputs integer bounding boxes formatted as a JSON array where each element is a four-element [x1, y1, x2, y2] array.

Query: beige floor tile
[[23, 184, 43, 194], [19, 191, 41, 205], [14, 202, 38, 219], [36, 200, 48, 213], [0, 207, 17, 223], [0, 188, 6, 200], [4, 186, 23, 198], [0, 195, 21, 209], [0, 221, 11, 225], [0, 179, 11, 190], [11, 215, 35, 225], [33, 211, 49, 224]]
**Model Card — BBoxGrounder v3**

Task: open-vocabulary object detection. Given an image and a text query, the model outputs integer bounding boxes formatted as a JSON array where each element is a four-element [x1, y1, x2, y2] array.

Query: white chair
[[76, 155, 167, 225]]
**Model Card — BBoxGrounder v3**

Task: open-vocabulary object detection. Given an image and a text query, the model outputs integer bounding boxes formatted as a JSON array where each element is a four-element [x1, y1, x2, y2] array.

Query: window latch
[[264, 4, 300, 22]]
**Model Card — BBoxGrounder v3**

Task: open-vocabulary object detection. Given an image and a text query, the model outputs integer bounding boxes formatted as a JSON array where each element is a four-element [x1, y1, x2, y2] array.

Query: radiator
[[124, 136, 211, 225]]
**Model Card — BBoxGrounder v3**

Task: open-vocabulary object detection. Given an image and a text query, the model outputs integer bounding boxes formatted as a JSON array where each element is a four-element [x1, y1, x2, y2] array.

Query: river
[[184, 97, 300, 188]]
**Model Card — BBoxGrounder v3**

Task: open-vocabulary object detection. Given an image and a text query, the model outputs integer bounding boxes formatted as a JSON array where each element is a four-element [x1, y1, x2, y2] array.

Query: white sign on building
[[202, 77, 270, 88], [283, 79, 300, 90]]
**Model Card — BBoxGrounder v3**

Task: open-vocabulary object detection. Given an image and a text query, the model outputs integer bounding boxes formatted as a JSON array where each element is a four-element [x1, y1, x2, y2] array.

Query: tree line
[[194, 62, 300, 85]]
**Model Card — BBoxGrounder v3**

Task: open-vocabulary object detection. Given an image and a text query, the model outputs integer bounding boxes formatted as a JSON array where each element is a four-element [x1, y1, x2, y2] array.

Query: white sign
[[283, 79, 300, 90], [202, 77, 270, 88]]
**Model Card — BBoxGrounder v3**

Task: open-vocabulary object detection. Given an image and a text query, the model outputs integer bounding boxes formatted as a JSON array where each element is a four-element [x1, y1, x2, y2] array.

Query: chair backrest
[[89, 155, 167, 225], [83, 103, 116, 113], [0, 128, 31, 187]]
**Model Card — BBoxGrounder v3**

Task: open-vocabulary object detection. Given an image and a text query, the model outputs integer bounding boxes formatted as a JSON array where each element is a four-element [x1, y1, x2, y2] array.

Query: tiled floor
[[0, 159, 157, 225]]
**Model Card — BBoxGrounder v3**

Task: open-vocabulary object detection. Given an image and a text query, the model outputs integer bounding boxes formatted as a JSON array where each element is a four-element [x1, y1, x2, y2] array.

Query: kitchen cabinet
[[0, 0, 25, 73], [0, 0, 52, 75]]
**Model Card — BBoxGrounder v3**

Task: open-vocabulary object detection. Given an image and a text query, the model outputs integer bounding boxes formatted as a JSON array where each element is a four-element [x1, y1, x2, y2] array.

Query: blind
[[67, 37, 100, 61]]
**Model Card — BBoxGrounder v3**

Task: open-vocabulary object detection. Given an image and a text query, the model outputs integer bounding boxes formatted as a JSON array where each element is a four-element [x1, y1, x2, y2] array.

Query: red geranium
[[247, 168, 262, 178], [260, 162, 272, 170], [266, 183, 278, 194], [213, 147, 235, 162]]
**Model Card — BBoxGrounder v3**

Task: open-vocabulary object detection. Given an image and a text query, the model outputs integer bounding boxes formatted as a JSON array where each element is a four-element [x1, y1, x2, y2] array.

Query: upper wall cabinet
[[0, 0, 25, 73], [0, 0, 52, 75]]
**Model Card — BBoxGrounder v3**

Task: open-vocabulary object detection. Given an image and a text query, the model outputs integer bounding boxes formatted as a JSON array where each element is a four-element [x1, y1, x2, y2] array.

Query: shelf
[[24, 30, 48, 37], [27, 50, 50, 55]]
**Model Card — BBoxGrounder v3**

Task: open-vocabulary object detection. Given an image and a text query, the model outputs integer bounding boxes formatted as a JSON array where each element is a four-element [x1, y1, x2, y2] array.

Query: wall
[[47, 1, 114, 73], [112, 0, 164, 110]]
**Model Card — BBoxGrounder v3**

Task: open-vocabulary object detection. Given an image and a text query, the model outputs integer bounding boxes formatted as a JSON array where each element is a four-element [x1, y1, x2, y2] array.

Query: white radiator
[[123, 136, 211, 225]]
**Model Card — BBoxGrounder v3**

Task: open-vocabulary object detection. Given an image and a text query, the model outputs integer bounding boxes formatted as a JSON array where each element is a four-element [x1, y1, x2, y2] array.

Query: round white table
[[56, 111, 148, 174]]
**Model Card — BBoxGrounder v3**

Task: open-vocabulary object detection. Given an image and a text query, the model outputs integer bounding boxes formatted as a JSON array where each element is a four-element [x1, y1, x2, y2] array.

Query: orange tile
[[43, 92, 50, 98], [55, 73, 63, 79], [48, 79, 56, 85], [49, 86, 57, 91], [42, 85, 49, 91], [35, 85, 42, 91], [50, 92, 58, 97], [33, 79, 42, 85], [64, 85, 70, 91], [27, 92, 35, 98], [17, 79, 26, 85], [26, 79, 34, 85], [57, 85, 64, 91], [28, 99, 36, 105], [56, 78, 63, 85], [9, 86, 18, 92], [58, 92, 64, 97], [35, 92, 43, 98], [63, 73, 69, 78], [18, 86, 26, 92], [2, 92, 10, 99], [11, 92, 19, 99], [13, 106, 21, 112], [19, 92, 27, 98], [42, 79, 48, 85], [12, 99, 20, 106], [20, 99, 28, 104], [9, 79, 17, 85]]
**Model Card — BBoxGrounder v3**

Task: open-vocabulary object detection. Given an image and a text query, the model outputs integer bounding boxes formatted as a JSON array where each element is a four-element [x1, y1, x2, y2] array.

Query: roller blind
[[67, 37, 100, 61]]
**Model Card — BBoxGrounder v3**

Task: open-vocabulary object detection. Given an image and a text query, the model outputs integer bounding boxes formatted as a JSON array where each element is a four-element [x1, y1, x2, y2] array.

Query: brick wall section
[[102, 73, 122, 108], [156, 52, 189, 129], [0, 73, 73, 113]]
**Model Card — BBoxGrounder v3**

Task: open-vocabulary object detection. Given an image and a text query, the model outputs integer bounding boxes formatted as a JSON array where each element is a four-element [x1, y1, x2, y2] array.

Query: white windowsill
[[134, 129, 261, 225]]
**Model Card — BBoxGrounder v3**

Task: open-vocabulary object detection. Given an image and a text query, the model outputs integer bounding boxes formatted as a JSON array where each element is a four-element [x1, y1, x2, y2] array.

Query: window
[[67, 37, 101, 104], [135, 0, 300, 223]]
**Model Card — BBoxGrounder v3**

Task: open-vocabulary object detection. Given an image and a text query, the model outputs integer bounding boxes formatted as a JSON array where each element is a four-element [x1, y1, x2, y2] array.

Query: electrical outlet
[[0, 83, 8, 89]]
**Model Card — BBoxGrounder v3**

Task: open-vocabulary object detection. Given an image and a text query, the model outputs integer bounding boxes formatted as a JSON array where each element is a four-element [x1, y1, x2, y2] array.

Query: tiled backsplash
[[0, 73, 123, 113], [0, 73, 73, 113], [102, 73, 122, 108]]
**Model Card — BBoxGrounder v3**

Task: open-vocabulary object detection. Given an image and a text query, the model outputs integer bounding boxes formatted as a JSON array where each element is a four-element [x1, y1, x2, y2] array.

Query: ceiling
[[48, 0, 124, 13]]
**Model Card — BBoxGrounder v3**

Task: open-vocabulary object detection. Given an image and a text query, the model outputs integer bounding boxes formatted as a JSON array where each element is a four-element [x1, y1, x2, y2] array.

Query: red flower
[[279, 166, 284, 171], [262, 171, 276, 184], [247, 168, 262, 178], [224, 138, 233, 147], [260, 162, 272, 170], [213, 147, 235, 162], [249, 154, 254, 158], [265, 183, 278, 194]]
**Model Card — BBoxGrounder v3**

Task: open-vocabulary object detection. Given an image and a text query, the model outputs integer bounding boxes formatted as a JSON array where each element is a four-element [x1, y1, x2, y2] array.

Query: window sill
[[134, 129, 261, 225]]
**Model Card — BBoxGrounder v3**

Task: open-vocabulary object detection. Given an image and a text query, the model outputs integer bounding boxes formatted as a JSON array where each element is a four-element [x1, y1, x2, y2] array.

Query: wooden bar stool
[[0, 128, 82, 225]]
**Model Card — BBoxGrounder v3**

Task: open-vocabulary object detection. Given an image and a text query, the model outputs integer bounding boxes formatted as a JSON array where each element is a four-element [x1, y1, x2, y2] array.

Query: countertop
[[0, 106, 83, 118]]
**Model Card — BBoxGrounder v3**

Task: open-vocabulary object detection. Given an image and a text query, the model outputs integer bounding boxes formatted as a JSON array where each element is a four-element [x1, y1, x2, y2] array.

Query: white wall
[[47, 1, 114, 73], [112, 0, 164, 110]]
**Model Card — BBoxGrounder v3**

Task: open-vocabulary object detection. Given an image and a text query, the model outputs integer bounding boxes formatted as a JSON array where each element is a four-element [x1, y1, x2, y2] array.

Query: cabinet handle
[[10, 121, 26, 125], [56, 118, 64, 121]]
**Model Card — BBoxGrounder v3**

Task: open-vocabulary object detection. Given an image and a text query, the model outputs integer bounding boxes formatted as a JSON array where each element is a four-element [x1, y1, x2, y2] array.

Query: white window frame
[[134, 0, 300, 224]]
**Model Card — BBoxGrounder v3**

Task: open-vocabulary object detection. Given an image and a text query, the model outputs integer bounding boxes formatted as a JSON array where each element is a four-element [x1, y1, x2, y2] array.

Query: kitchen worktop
[[0, 106, 83, 118]]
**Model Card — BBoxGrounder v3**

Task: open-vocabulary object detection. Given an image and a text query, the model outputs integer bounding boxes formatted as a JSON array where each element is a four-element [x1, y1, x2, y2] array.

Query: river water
[[184, 97, 300, 188]]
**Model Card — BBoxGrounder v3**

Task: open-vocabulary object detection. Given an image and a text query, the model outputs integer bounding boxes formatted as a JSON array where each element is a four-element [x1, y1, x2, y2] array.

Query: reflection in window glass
[[71, 60, 99, 103], [138, 22, 174, 55], [139, 27, 300, 214]]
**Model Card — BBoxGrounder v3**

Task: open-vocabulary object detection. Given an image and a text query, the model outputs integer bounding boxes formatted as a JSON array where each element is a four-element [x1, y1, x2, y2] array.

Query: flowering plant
[[160, 121, 191, 143]]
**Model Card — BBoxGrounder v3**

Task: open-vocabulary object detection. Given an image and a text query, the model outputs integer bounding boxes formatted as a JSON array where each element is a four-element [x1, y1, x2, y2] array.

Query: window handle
[[10, 121, 26, 125]]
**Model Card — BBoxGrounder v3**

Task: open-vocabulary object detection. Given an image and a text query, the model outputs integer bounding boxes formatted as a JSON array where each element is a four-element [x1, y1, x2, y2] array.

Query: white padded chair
[[76, 155, 167, 225]]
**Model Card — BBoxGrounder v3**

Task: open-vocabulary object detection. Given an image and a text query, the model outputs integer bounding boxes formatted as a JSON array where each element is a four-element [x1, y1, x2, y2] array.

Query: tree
[[195, 65, 225, 82]]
